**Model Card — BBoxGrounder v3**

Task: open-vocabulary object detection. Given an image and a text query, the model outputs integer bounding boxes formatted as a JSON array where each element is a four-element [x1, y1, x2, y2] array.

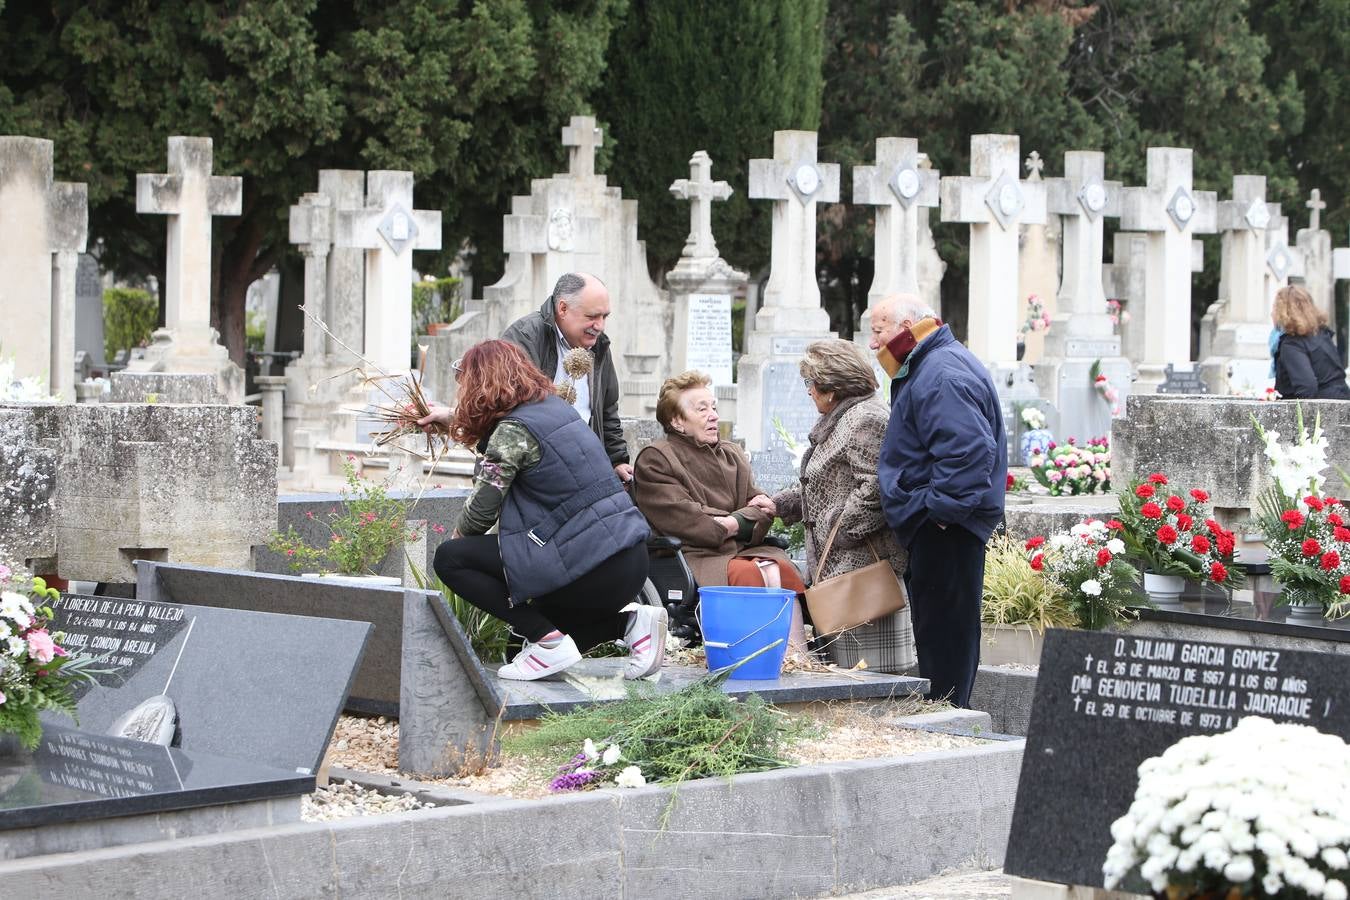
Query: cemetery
[[4, 5, 1350, 899]]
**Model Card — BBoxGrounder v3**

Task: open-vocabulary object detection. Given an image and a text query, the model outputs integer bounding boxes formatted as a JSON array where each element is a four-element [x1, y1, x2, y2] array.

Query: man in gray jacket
[[501, 272, 633, 483]]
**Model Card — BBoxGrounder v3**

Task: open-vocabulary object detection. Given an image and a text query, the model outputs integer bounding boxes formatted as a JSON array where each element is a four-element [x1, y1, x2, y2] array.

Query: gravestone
[[1017, 150, 1061, 365], [47, 593, 370, 775], [1118, 148, 1218, 392], [852, 136, 945, 343], [0, 136, 88, 400], [667, 151, 745, 392], [1298, 189, 1334, 328], [736, 130, 839, 451], [1155, 362, 1211, 394], [73, 253, 105, 376], [127, 137, 244, 403], [996, 364, 1050, 457], [749, 446, 801, 496], [1036, 150, 1131, 442], [940, 134, 1048, 367], [430, 115, 670, 418], [1199, 175, 1280, 394], [1004, 628, 1350, 891]]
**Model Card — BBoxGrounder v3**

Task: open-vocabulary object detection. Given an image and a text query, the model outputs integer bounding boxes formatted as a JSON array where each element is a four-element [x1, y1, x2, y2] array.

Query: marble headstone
[[47, 594, 370, 775], [1004, 628, 1350, 890]]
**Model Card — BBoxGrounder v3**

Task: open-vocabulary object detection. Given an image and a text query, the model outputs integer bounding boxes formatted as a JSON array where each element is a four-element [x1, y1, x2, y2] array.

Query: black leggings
[[433, 535, 649, 650]]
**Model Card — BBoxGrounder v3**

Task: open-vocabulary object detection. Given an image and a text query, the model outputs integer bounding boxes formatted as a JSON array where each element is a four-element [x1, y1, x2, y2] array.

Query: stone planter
[[1143, 571, 1186, 608], [980, 623, 1045, 666]]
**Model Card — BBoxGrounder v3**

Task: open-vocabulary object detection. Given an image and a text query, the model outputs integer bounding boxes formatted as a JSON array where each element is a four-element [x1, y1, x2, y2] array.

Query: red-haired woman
[[418, 340, 662, 681]]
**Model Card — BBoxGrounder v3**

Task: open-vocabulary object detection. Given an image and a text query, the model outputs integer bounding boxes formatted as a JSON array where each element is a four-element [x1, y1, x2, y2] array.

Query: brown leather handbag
[[804, 516, 907, 636]]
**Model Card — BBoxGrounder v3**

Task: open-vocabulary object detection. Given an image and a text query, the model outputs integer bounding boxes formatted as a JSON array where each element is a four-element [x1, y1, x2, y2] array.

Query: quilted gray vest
[[497, 396, 648, 605]]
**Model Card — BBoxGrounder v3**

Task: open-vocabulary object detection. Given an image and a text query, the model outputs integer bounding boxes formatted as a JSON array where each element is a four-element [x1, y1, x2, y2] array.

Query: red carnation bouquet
[[1113, 473, 1244, 587], [1253, 492, 1350, 618]]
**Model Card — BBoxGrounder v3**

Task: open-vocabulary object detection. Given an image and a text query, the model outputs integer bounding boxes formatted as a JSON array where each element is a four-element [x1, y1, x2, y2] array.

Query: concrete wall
[[0, 740, 1024, 899]]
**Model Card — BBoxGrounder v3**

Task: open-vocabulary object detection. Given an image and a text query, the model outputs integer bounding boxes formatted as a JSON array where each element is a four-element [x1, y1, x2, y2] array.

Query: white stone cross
[[1307, 188, 1327, 232], [289, 191, 335, 359], [1215, 175, 1277, 325], [939, 133, 1048, 365], [1118, 147, 1217, 387], [335, 171, 442, 373], [853, 136, 941, 303], [1025, 150, 1045, 181], [561, 115, 603, 179], [0, 136, 88, 397], [670, 150, 733, 263], [137, 137, 242, 348], [748, 130, 840, 334], [1042, 150, 1121, 338]]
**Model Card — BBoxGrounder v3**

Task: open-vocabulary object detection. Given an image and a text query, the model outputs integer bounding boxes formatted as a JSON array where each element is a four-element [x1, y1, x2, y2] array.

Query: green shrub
[[103, 288, 157, 361], [981, 535, 1077, 630]]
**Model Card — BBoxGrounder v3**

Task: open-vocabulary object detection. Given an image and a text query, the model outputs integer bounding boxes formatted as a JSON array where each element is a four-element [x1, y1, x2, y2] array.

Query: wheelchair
[[643, 532, 792, 645]]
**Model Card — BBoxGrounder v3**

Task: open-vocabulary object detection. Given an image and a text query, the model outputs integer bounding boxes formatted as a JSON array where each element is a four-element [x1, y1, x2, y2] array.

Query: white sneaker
[[497, 635, 582, 681], [622, 603, 668, 680]]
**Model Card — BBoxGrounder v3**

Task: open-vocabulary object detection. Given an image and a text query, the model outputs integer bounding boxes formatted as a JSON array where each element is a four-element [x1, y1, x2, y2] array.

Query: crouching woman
[[419, 340, 663, 682]]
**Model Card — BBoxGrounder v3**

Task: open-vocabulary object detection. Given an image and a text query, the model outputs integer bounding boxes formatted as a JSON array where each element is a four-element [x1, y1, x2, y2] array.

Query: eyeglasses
[[451, 358, 463, 377], [802, 378, 815, 389]]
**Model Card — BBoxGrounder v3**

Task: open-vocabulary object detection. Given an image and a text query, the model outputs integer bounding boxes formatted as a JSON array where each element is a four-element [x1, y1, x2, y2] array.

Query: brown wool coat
[[633, 433, 791, 587], [771, 396, 908, 585]]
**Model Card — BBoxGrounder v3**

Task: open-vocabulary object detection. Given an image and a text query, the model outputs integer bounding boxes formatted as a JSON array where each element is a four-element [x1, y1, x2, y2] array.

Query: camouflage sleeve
[[455, 421, 542, 536]]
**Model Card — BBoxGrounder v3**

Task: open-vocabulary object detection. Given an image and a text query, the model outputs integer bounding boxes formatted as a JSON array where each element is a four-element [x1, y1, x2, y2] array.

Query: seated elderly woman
[[633, 371, 809, 656]]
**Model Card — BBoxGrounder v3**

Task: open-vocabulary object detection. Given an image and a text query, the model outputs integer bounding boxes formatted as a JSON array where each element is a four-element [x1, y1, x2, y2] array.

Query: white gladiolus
[[1103, 717, 1350, 895]]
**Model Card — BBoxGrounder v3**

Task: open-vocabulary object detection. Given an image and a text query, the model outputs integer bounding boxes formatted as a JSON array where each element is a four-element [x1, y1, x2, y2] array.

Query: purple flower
[[548, 770, 599, 792]]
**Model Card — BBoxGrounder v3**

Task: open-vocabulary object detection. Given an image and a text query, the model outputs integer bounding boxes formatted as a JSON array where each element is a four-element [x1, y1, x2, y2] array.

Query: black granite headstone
[[47, 593, 371, 776], [0, 724, 310, 830], [1156, 362, 1211, 394], [1004, 628, 1350, 889]]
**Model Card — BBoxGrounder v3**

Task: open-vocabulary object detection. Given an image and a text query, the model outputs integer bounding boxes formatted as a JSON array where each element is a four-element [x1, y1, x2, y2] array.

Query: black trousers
[[433, 535, 649, 650], [903, 520, 985, 708]]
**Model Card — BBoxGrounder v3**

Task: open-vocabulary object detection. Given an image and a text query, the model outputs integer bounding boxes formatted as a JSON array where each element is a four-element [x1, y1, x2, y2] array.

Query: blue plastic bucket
[[698, 586, 794, 680]]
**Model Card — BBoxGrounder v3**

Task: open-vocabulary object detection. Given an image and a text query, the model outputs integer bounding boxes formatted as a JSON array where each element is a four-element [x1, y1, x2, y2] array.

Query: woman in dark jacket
[[418, 340, 661, 682], [1273, 285, 1350, 400]]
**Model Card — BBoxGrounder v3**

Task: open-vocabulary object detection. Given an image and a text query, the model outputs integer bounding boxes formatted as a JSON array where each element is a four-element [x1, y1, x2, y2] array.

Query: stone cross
[[1044, 151, 1120, 327], [747, 130, 840, 334], [1308, 189, 1327, 232], [670, 150, 733, 263], [561, 115, 603, 179], [939, 134, 1048, 365], [136, 137, 242, 349], [288, 191, 335, 359], [335, 171, 442, 373], [853, 136, 941, 303], [1118, 147, 1217, 388], [1025, 151, 1045, 181], [0, 136, 88, 398], [1215, 175, 1276, 325]]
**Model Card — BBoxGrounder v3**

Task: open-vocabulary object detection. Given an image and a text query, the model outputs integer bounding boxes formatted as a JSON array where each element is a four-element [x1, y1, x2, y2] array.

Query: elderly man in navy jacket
[[871, 293, 1007, 708]]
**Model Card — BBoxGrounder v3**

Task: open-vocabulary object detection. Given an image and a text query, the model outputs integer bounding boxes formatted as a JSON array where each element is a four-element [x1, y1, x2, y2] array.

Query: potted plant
[[1104, 716, 1350, 899], [1017, 405, 1055, 466], [1023, 519, 1142, 630], [981, 534, 1076, 665], [1114, 473, 1243, 606], [0, 561, 107, 751], [267, 457, 422, 585], [1249, 405, 1347, 620]]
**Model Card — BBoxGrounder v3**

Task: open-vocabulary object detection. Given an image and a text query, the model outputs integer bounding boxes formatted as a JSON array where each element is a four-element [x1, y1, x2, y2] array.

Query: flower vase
[[1277, 583, 1327, 621], [1143, 571, 1186, 608]]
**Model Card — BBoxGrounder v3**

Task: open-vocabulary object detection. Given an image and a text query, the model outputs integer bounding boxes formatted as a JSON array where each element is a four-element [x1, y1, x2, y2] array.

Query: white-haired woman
[[770, 339, 916, 672]]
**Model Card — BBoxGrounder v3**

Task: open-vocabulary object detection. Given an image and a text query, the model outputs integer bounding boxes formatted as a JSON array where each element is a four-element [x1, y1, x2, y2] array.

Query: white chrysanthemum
[[1326, 879, 1349, 900], [614, 765, 645, 789], [601, 744, 622, 766], [6, 636, 24, 657], [1080, 579, 1102, 597]]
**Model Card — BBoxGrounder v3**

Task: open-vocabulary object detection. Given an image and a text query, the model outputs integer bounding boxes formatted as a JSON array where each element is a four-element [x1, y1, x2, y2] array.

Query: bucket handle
[[696, 593, 794, 649]]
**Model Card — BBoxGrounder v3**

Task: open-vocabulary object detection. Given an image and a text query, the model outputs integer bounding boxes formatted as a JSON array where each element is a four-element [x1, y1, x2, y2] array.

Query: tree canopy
[[0, 0, 626, 362]]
